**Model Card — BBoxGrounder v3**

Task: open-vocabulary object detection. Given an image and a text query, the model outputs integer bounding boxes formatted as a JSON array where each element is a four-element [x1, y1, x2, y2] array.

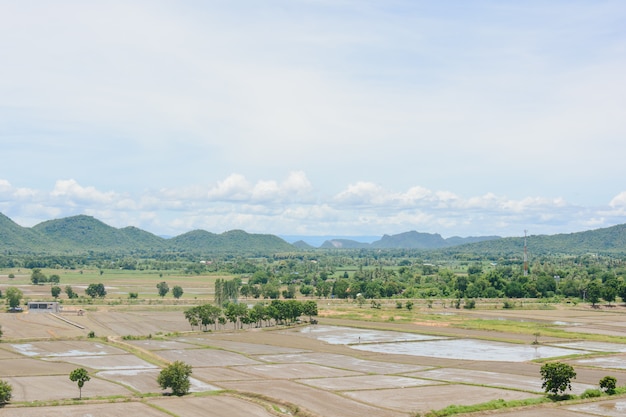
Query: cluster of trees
[[85, 283, 107, 298], [540, 362, 621, 399], [64, 363, 193, 402], [214, 278, 239, 306], [157, 281, 183, 298], [184, 299, 318, 331], [30, 268, 60, 285], [4, 249, 626, 308]]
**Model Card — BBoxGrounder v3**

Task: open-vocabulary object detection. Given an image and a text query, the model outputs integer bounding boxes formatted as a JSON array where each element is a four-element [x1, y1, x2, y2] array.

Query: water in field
[[301, 326, 589, 362]]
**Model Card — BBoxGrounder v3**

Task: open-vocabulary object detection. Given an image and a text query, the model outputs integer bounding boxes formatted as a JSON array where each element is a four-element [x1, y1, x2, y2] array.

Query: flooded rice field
[[300, 325, 590, 361]]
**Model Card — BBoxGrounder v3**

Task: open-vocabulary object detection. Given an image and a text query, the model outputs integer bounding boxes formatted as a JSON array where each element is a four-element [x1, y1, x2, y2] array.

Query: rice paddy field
[[2, 269, 626, 416]]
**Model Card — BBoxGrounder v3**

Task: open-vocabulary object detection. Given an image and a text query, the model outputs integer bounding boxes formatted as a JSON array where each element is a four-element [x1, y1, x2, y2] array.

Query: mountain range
[[1, 212, 626, 255]]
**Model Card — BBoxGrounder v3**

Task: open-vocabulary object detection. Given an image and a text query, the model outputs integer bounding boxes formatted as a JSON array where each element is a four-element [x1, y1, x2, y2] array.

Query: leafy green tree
[[540, 362, 576, 396], [65, 285, 78, 299], [618, 281, 626, 304], [600, 375, 617, 395], [157, 361, 192, 396], [49, 274, 60, 285], [0, 379, 12, 405], [224, 302, 248, 329], [51, 285, 61, 299], [302, 300, 318, 321], [69, 368, 90, 399], [157, 281, 170, 297], [172, 285, 183, 299], [85, 283, 106, 298], [5, 287, 23, 309], [586, 281, 602, 307], [31, 268, 47, 284], [249, 303, 268, 327]]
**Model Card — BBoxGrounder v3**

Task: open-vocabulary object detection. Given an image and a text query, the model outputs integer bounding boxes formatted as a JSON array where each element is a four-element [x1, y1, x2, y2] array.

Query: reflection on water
[[301, 326, 589, 362]]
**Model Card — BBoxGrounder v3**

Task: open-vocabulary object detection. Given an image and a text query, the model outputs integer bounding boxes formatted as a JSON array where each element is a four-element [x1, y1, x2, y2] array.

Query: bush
[[157, 361, 192, 396], [0, 379, 12, 405], [581, 388, 602, 398], [464, 299, 476, 309], [599, 376, 617, 395]]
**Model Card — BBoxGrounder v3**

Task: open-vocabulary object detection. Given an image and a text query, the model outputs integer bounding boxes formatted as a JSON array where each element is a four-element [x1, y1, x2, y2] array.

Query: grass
[[424, 397, 549, 416]]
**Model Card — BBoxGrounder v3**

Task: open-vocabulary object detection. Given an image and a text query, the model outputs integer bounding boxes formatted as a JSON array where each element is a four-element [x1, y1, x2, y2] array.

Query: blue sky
[[1, 1, 626, 238]]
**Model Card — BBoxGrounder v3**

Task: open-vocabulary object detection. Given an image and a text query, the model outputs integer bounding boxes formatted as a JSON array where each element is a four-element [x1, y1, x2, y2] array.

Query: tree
[[65, 285, 78, 299], [600, 375, 617, 395], [5, 287, 23, 309], [85, 283, 106, 298], [302, 300, 318, 322], [157, 281, 170, 298], [51, 285, 61, 299], [586, 280, 602, 307], [157, 361, 192, 396], [172, 285, 183, 299], [30, 268, 47, 285], [540, 362, 576, 396], [0, 379, 12, 405], [49, 274, 60, 285], [69, 368, 90, 399]]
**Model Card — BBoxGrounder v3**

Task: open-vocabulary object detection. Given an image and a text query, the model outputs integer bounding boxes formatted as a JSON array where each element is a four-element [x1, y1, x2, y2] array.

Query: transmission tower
[[523, 230, 528, 276]]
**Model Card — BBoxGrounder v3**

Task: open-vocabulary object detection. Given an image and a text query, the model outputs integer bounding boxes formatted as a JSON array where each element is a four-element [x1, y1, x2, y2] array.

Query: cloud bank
[[1, 173, 624, 239]]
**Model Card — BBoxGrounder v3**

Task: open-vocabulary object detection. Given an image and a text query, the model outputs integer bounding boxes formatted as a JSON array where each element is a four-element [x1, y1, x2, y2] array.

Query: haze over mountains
[[1, 212, 626, 255]]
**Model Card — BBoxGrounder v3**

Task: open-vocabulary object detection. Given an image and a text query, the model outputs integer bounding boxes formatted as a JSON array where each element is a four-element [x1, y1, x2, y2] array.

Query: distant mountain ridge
[[0, 214, 293, 254], [320, 231, 500, 249], [1, 213, 626, 255]]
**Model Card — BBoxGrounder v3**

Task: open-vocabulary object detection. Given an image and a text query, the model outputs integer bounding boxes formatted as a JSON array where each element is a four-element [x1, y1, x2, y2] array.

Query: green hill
[[440, 224, 626, 257], [2, 212, 626, 256], [1, 213, 294, 255], [0, 213, 50, 251]]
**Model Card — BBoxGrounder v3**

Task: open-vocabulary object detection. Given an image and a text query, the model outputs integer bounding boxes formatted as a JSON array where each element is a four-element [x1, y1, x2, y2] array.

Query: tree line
[[183, 299, 318, 331]]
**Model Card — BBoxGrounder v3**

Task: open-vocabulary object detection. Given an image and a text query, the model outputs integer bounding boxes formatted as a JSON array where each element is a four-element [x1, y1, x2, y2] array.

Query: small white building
[[27, 301, 60, 313]]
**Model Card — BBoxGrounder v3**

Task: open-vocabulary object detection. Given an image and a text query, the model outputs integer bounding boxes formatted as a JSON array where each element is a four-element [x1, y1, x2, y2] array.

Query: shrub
[[599, 376, 617, 395], [0, 379, 12, 405], [464, 299, 476, 309], [581, 388, 602, 398]]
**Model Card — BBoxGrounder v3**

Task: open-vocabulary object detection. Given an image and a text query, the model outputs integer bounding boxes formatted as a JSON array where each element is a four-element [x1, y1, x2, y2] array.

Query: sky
[[1, 0, 626, 240]]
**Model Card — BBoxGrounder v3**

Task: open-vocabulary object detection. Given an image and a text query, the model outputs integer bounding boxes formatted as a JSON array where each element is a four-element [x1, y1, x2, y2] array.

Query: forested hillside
[[1, 213, 626, 257]]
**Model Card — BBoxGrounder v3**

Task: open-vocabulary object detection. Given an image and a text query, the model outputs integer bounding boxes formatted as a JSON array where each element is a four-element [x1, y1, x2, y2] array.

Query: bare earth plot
[[5, 374, 131, 402], [0, 402, 169, 417], [298, 374, 442, 390], [0, 357, 76, 377], [177, 335, 308, 355], [411, 368, 596, 395], [148, 395, 282, 417], [2, 305, 626, 416], [256, 352, 431, 374], [157, 348, 261, 367], [344, 385, 542, 415], [231, 362, 363, 379], [218, 379, 408, 417]]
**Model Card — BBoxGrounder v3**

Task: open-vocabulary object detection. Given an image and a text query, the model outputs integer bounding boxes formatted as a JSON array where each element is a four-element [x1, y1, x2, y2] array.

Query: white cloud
[[51, 180, 119, 204], [1, 2, 626, 236], [4, 174, 622, 238]]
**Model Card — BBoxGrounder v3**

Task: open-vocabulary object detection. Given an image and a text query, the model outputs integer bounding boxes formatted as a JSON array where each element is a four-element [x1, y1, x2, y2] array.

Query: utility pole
[[523, 230, 528, 276]]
